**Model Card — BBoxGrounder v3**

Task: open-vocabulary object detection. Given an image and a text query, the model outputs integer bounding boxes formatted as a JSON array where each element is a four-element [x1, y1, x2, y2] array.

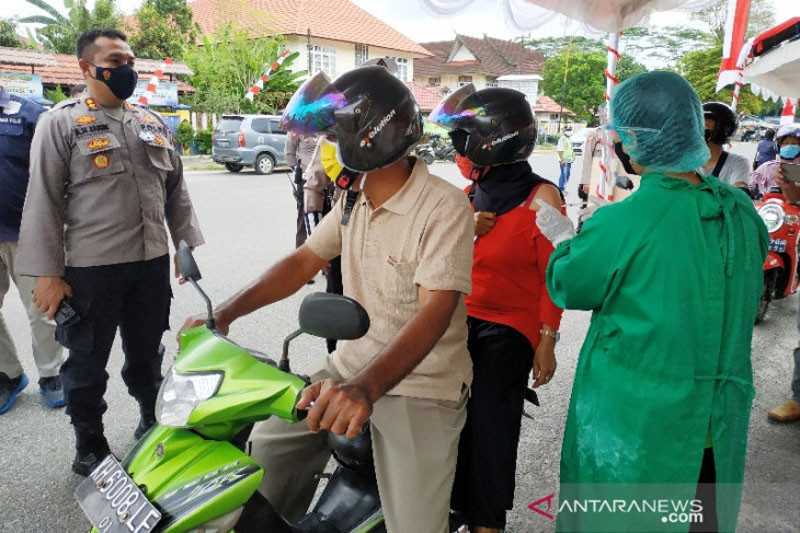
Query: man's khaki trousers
[[249, 359, 467, 533]]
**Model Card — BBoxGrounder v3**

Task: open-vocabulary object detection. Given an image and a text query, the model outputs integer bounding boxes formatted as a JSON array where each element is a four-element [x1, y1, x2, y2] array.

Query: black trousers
[[58, 255, 170, 434], [451, 321, 534, 529]]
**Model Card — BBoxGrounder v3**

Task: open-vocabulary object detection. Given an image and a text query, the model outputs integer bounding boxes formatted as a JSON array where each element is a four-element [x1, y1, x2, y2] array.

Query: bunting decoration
[[137, 57, 173, 107], [245, 50, 291, 101]]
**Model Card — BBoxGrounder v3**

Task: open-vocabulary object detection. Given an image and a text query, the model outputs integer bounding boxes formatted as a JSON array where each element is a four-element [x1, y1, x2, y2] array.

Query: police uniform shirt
[[16, 95, 204, 276], [0, 93, 45, 242]]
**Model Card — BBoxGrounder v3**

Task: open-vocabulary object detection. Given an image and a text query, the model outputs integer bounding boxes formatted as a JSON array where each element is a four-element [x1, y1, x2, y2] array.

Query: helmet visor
[[280, 72, 347, 135], [429, 83, 479, 129]]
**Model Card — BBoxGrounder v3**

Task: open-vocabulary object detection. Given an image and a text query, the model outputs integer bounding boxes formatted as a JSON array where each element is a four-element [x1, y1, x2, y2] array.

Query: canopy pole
[[730, 72, 744, 111], [599, 32, 622, 200]]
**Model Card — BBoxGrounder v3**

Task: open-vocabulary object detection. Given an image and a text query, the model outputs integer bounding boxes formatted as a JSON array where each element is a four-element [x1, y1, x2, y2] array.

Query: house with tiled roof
[[532, 95, 579, 136], [415, 34, 545, 103], [190, 0, 431, 82]]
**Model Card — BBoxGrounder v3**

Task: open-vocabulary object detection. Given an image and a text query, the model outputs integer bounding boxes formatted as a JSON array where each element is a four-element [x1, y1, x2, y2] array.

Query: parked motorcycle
[[430, 134, 456, 162], [415, 143, 436, 165], [74, 242, 467, 533], [755, 188, 800, 323]]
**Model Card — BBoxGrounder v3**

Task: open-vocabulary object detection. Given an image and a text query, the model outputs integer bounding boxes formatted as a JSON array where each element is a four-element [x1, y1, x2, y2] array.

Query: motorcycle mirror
[[177, 241, 202, 282], [299, 292, 370, 340]]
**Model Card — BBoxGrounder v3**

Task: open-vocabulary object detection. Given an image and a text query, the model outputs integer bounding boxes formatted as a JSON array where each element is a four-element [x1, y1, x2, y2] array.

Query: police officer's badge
[[93, 154, 110, 169], [75, 115, 96, 126], [153, 135, 166, 147], [87, 137, 111, 152], [85, 98, 99, 111]]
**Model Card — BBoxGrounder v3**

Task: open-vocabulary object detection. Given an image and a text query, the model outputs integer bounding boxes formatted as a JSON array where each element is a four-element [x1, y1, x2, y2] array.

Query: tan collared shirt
[[17, 96, 204, 276], [306, 159, 473, 401]]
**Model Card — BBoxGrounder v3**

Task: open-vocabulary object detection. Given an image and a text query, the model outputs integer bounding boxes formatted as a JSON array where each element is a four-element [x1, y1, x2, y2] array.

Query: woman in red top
[[431, 86, 564, 532]]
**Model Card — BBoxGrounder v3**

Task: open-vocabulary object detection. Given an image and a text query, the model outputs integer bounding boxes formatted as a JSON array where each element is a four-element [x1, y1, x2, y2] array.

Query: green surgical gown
[[546, 172, 768, 532]]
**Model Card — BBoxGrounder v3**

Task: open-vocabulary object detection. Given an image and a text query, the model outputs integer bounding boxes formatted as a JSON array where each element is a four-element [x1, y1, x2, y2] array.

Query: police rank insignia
[[75, 115, 96, 126], [85, 98, 99, 111], [153, 135, 166, 146], [87, 137, 111, 152], [93, 154, 110, 169]]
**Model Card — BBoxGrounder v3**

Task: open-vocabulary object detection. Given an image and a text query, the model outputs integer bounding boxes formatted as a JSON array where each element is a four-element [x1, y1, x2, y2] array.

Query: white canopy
[[743, 37, 800, 100], [421, 0, 717, 33]]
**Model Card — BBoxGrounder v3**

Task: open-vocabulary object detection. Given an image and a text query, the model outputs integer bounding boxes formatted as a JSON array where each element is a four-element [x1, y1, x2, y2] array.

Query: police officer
[[0, 87, 64, 415], [16, 29, 204, 476]]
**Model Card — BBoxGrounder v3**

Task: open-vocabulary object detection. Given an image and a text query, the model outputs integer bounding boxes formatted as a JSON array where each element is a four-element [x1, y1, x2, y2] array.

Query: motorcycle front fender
[[123, 425, 263, 532], [764, 252, 784, 271]]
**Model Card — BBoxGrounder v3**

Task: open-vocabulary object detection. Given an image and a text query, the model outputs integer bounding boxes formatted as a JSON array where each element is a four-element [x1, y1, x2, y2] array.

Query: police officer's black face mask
[[90, 63, 139, 101]]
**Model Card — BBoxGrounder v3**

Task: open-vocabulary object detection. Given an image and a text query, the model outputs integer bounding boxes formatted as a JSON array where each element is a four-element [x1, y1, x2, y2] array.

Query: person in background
[[539, 71, 767, 533], [556, 127, 574, 192], [754, 129, 777, 170], [431, 84, 563, 533], [755, 124, 800, 424], [701, 102, 750, 187], [0, 87, 65, 415], [285, 131, 319, 250], [17, 29, 204, 475], [303, 136, 343, 353]]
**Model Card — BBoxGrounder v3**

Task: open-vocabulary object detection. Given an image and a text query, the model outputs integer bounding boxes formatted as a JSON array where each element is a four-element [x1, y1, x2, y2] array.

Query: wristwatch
[[540, 327, 560, 343]]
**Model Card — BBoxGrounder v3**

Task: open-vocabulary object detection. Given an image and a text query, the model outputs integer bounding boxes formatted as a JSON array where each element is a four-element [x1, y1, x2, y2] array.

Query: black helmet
[[429, 84, 536, 166], [280, 66, 422, 173], [703, 101, 737, 144]]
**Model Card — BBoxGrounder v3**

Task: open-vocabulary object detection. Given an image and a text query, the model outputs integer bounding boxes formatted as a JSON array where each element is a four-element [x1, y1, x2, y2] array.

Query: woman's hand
[[533, 337, 557, 388], [775, 165, 800, 203], [474, 211, 496, 237]]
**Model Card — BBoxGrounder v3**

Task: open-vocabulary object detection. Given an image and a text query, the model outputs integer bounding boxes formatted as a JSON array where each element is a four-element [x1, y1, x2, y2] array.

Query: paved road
[[1, 146, 798, 532]]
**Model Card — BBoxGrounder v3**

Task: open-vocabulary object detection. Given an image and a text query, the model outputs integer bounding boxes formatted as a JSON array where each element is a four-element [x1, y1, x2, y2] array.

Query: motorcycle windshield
[[428, 83, 479, 129], [280, 72, 347, 135]]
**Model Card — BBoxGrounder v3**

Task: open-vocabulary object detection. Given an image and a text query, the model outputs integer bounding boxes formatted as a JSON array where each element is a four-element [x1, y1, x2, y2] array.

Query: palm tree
[[19, 0, 121, 54]]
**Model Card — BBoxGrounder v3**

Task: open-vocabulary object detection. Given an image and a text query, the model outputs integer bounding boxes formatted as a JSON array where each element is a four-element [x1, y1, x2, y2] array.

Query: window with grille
[[486, 76, 498, 87], [428, 77, 441, 87], [355, 43, 369, 66], [310, 45, 336, 76], [458, 75, 473, 87], [395, 57, 409, 81]]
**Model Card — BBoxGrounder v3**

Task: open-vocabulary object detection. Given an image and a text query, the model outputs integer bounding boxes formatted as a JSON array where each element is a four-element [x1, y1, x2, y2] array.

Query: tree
[[541, 49, 647, 124], [678, 45, 767, 115], [517, 35, 604, 58], [692, 0, 776, 43], [184, 24, 305, 115], [0, 19, 22, 48], [20, 0, 121, 54], [129, 0, 198, 60]]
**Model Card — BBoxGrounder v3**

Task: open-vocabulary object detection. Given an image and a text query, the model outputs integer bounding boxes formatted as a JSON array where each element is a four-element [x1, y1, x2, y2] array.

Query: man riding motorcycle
[[180, 65, 475, 533], [756, 123, 800, 423]]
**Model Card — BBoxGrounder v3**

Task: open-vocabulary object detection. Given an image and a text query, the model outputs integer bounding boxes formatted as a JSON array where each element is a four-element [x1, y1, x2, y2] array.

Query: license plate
[[769, 239, 786, 253], [75, 455, 162, 533]]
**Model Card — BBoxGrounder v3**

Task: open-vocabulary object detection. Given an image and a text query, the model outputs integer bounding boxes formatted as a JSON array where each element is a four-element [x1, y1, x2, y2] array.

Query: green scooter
[[74, 242, 432, 532]]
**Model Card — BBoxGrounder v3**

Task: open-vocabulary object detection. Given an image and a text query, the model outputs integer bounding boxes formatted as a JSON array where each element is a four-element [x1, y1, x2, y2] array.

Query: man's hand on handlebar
[[298, 379, 373, 439]]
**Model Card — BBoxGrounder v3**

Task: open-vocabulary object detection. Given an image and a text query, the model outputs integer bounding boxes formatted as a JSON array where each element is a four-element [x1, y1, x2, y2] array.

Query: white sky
[[4, 0, 799, 42]]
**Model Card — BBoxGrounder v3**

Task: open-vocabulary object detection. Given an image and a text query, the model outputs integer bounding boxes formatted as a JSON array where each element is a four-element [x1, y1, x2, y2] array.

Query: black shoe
[[133, 415, 156, 440], [72, 434, 110, 477]]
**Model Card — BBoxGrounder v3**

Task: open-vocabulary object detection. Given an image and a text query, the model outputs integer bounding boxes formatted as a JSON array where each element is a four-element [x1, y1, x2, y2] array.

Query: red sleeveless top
[[466, 185, 564, 348]]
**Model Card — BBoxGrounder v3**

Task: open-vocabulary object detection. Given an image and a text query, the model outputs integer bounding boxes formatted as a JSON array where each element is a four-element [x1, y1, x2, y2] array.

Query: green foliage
[[44, 84, 69, 104], [517, 35, 604, 58], [541, 49, 647, 124], [175, 119, 194, 149], [194, 128, 212, 154], [678, 45, 767, 115], [129, 0, 198, 60], [184, 23, 304, 115], [21, 0, 121, 54], [0, 19, 22, 48]]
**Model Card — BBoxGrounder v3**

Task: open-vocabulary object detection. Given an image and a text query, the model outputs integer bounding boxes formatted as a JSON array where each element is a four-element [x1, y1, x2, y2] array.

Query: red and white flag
[[716, 0, 751, 93], [781, 98, 796, 126], [137, 58, 173, 107]]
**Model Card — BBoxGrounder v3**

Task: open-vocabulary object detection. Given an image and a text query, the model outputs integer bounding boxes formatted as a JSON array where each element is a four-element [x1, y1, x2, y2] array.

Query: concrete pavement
[[0, 146, 797, 532]]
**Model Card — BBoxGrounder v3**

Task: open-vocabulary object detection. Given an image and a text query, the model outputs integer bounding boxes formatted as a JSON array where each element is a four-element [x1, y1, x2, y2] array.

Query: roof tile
[[415, 34, 543, 79], [191, 0, 431, 56]]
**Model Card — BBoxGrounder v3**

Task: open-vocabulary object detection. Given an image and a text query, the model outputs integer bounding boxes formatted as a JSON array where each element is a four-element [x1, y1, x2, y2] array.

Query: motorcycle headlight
[[758, 203, 785, 233], [156, 368, 223, 427]]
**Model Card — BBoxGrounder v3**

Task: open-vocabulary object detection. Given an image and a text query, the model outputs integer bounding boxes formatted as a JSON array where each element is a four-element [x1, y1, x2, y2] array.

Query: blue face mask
[[780, 144, 800, 160]]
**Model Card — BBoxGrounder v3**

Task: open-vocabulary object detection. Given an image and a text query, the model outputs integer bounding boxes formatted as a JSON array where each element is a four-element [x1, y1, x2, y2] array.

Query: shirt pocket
[[73, 132, 125, 180], [378, 258, 419, 304], [144, 143, 175, 172]]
